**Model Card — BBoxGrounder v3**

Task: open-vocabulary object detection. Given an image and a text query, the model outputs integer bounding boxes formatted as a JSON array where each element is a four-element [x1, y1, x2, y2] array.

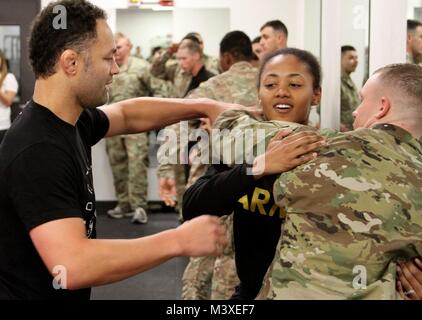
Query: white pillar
[[369, 0, 407, 75], [105, 9, 116, 34], [320, 0, 341, 130]]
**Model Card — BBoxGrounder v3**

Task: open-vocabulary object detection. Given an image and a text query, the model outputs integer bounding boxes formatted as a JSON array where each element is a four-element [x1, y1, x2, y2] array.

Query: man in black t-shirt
[[0, 0, 234, 300]]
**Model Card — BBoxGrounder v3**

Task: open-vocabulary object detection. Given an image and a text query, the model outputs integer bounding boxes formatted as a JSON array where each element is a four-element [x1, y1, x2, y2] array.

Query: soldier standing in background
[[340, 45, 360, 131], [259, 20, 288, 56], [156, 38, 215, 215], [106, 32, 164, 224]]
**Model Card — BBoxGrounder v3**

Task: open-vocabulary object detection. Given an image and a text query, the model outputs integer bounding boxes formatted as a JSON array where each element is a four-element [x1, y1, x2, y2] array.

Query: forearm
[[118, 97, 221, 133], [63, 229, 182, 289], [0, 91, 14, 107], [183, 164, 256, 219]]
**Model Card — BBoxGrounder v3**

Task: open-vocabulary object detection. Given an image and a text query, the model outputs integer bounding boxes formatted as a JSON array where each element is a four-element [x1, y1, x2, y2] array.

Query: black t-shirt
[[0, 100, 109, 299], [184, 66, 215, 97], [183, 164, 282, 300]]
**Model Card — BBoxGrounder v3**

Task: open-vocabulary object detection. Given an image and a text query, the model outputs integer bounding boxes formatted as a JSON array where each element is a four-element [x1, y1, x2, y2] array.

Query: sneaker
[[131, 207, 148, 224], [107, 206, 131, 219]]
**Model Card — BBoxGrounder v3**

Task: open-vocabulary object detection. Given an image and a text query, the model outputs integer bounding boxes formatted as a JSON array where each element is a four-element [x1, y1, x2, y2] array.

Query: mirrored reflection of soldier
[[179, 31, 259, 300], [259, 20, 288, 56], [106, 32, 161, 224], [340, 45, 360, 131], [407, 19, 422, 66]]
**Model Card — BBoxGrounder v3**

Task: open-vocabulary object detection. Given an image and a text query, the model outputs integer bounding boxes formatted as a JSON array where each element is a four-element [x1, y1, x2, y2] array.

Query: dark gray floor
[[91, 212, 188, 300]]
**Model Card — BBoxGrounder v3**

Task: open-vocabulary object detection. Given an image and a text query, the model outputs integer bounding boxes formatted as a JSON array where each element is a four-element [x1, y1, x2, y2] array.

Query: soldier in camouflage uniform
[[185, 46, 422, 299], [184, 47, 324, 298], [213, 63, 422, 300], [340, 46, 361, 131], [106, 33, 168, 224], [268, 63, 422, 300], [175, 31, 259, 300]]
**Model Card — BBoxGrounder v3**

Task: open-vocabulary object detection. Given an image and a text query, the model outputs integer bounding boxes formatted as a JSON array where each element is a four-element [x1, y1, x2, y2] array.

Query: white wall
[[229, 0, 306, 49], [304, 0, 321, 57], [116, 9, 173, 59], [42, 0, 128, 9], [369, 0, 407, 74], [172, 8, 230, 56]]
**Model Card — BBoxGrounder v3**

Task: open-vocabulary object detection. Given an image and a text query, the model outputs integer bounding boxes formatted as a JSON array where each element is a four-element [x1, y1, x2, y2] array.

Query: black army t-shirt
[[0, 100, 109, 299]]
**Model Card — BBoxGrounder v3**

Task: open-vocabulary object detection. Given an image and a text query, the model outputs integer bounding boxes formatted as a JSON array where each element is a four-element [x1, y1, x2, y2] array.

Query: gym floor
[[91, 211, 188, 300]]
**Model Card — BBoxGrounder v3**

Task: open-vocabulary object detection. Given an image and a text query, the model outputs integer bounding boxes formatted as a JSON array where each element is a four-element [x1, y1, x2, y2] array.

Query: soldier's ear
[[375, 96, 391, 120]]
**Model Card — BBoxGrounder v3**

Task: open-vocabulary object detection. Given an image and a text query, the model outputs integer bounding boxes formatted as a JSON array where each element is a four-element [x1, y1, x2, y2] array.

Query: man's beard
[[80, 88, 109, 110]]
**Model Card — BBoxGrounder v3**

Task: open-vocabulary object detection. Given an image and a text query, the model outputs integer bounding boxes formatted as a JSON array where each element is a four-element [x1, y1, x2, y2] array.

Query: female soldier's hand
[[251, 130, 326, 178]]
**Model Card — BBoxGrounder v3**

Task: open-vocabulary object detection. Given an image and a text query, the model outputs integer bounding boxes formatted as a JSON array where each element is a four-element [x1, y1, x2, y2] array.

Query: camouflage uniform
[[151, 51, 220, 98], [202, 54, 221, 75], [178, 62, 259, 300], [406, 53, 422, 67], [214, 110, 422, 300], [106, 57, 160, 211], [340, 74, 360, 130]]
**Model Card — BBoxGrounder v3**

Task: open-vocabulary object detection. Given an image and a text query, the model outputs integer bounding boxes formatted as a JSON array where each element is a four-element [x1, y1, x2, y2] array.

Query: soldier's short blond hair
[[179, 39, 202, 57], [114, 32, 132, 46], [374, 64, 422, 109]]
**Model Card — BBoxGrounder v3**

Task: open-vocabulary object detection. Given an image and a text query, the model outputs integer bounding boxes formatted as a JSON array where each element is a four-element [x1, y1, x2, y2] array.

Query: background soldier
[[156, 38, 215, 215], [259, 20, 288, 56], [340, 45, 360, 131], [106, 32, 167, 224]]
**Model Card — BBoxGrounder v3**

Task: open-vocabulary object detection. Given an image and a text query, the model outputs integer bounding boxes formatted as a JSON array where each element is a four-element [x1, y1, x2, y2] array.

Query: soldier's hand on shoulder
[[397, 258, 422, 300], [252, 130, 326, 179]]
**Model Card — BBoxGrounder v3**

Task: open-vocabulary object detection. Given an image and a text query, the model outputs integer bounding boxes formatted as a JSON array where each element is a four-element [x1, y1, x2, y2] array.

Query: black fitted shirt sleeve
[[78, 108, 110, 146], [183, 163, 256, 220]]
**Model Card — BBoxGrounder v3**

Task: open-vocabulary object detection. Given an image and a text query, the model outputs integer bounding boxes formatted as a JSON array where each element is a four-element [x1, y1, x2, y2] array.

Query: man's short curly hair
[[29, 0, 106, 79]]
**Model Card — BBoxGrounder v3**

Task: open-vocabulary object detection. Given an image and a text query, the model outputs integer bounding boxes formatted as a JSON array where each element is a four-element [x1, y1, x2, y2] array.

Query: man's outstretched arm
[[30, 215, 227, 290], [100, 97, 234, 137]]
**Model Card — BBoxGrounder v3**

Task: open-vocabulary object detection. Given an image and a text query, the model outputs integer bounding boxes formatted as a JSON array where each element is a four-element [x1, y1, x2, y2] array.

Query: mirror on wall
[[0, 25, 20, 102], [407, 0, 422, 20], [340, 0, 370, 90], [407, 0, 422, 65]]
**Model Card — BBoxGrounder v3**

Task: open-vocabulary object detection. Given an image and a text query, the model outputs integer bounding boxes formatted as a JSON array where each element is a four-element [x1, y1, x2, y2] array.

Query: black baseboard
[[96, 201, 176, 215]]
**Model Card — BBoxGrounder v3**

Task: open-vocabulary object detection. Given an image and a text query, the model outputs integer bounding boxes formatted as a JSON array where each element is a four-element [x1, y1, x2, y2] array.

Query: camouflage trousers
[[106, 133, 149, 210], [174, 164, 186, 217], [182, 215, 239, 300]]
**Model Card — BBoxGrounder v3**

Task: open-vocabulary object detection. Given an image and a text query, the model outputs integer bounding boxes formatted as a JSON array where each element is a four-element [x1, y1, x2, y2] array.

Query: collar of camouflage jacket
[[373, 123, 422, 153]]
